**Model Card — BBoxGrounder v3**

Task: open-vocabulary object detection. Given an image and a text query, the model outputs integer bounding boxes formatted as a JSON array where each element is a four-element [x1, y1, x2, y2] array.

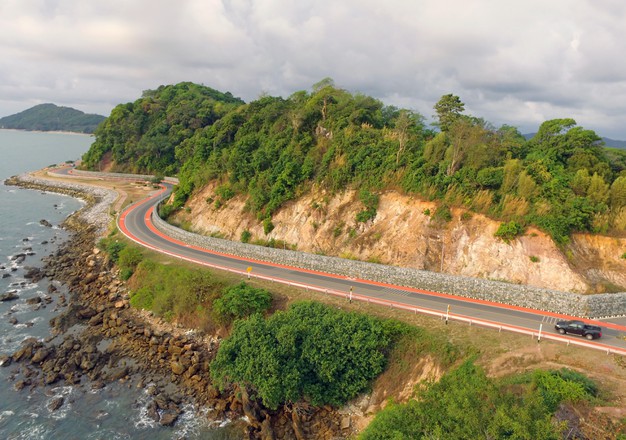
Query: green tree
[[434, 94, 465, 132], [610, 176, 626, 208], [211, 301, 396, 409], [587, 172, 609, 205]]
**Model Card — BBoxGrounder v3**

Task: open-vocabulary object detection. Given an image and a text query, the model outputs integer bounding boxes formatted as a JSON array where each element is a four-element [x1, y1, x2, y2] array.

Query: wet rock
[[26, 296, 43, 305], [48, 396, 64, 411], [8, 316, 18, 325], [40, 219, 53, 228], [24, 267, 42, 280], [1, 273, 10, 279], [0, 291, 19, 302], [14, 379, 30, 391], [91, 380, 106, 390], [0, 354, 11, 367], [159, 411, 179, 426], [44, 372, 60, 385]]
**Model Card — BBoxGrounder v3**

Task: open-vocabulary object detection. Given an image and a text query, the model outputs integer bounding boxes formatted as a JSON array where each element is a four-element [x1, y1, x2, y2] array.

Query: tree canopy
[[210, 301, 399, 409]]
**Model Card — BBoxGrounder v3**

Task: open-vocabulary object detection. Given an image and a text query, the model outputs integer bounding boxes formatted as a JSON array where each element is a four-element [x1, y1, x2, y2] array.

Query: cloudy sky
[[1, 0, 626, 138]]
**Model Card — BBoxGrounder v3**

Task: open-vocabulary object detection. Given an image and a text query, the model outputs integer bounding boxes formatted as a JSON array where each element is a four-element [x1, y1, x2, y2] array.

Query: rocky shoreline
[[1, 174, 353, 439]]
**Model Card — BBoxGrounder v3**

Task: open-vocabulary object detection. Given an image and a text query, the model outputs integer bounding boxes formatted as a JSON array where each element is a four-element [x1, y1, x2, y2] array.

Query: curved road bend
[[111, 182, 626, 356]]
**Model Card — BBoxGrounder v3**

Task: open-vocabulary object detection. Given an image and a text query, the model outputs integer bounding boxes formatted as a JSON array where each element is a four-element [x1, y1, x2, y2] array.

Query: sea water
[[0, 130, 238, 439]]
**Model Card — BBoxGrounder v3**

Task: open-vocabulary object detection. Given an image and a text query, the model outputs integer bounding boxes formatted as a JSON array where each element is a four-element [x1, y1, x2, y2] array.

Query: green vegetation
[[212, 282, 272, 324], [83, 81, 626, 244], [0, 103, 105, 133], [211, 301, 403, 409], [97, 237, 126, 262], [128, 259, 224, 322], [495, 220, 525, 243], [360, 362, 599, 439]]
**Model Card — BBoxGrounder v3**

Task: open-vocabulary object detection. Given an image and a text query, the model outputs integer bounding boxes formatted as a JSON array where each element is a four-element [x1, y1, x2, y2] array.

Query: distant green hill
[[0, 103, 105, 133]]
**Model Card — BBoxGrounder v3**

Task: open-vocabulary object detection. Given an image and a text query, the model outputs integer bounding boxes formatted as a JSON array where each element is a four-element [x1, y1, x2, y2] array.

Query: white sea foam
[[47, 385, 75, 420]]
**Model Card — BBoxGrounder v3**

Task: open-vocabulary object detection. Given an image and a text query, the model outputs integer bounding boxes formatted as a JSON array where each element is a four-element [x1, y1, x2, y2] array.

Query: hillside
[[83, 81, 626, 291], [0, 103, 105, 133]]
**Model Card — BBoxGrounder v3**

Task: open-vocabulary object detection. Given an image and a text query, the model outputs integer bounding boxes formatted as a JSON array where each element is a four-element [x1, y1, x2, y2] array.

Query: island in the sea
[[0, 103, 105, 134]]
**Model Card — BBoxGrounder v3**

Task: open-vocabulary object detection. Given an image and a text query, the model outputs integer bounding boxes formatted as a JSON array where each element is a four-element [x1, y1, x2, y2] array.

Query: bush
[[212, 282, 272, 324], [433, 204, 452, 223], [118, 246, 143, 277], [211, 301, 399, 409], [158, 203, 176, 219], [263, 218, 274, 235], [98, 238, 126, 263], [494, 220, 524, 243], [356, 189, 379, 223], [240, 229, 252, 243]]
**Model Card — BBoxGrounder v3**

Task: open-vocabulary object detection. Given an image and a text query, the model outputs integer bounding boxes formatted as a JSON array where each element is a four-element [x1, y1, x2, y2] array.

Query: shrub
[[530, 255, 540, 263], [118, 246, 143, 277], [263, 218, 274, 235], [215, 184, 235, 200], [98, 238, 126, 263], [240, 229, 252, 243], [495, 221, 524, 243], [158, 203, 176, 219], [433, 205, 452, 223], [356, 189, 380, 223], [460, 211, 473, 221], [212, 282, 272, 324]]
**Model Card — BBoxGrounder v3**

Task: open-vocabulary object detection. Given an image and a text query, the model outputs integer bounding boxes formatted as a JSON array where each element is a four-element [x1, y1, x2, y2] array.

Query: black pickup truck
[[554, 320, 602, 340]]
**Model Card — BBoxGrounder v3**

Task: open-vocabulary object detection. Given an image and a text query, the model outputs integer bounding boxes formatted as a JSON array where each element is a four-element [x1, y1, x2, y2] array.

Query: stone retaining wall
[[151, 208, 626, 318]]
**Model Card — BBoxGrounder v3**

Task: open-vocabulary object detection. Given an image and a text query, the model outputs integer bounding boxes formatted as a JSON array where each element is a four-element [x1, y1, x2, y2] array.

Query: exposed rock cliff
[[174, 183, 626, 294]]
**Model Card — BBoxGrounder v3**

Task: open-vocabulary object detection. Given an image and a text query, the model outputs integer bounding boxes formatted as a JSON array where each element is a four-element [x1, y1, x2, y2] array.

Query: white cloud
[[1, 0, 626, 138]]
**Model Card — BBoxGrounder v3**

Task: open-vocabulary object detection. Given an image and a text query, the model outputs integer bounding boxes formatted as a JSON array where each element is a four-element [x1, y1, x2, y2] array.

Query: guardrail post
[[538, 323, 543, 342]]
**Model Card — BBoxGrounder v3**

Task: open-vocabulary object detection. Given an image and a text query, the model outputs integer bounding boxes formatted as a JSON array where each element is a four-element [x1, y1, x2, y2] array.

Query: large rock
[[48, 397, 64, 411], [170, 361, 185, 375], [31, 348, 50, 364], [159, 411, 179, 426], [0, 291, 19, 302]]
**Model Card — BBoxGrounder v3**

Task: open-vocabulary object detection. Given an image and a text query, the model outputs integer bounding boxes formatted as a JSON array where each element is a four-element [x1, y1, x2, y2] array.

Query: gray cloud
[[1, 0, 626, 138]]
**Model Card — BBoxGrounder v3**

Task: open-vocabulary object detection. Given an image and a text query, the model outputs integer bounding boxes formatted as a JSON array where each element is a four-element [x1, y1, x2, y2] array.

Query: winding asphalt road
[[111, 181, 626, 356]]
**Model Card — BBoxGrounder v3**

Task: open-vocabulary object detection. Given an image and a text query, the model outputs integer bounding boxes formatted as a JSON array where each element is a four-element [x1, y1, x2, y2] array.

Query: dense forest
[[0, 103, 105, 133], [82, 80, 626, 244]]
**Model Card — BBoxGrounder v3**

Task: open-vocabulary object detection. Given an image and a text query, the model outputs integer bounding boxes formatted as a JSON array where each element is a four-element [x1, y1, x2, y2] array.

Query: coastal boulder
[[1, 291, 19, 302], [31, 348, 50, 364]]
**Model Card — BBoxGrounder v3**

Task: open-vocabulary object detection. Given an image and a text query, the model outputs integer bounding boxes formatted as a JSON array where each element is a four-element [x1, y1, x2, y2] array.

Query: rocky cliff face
[[175, 183, 626, 294]]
